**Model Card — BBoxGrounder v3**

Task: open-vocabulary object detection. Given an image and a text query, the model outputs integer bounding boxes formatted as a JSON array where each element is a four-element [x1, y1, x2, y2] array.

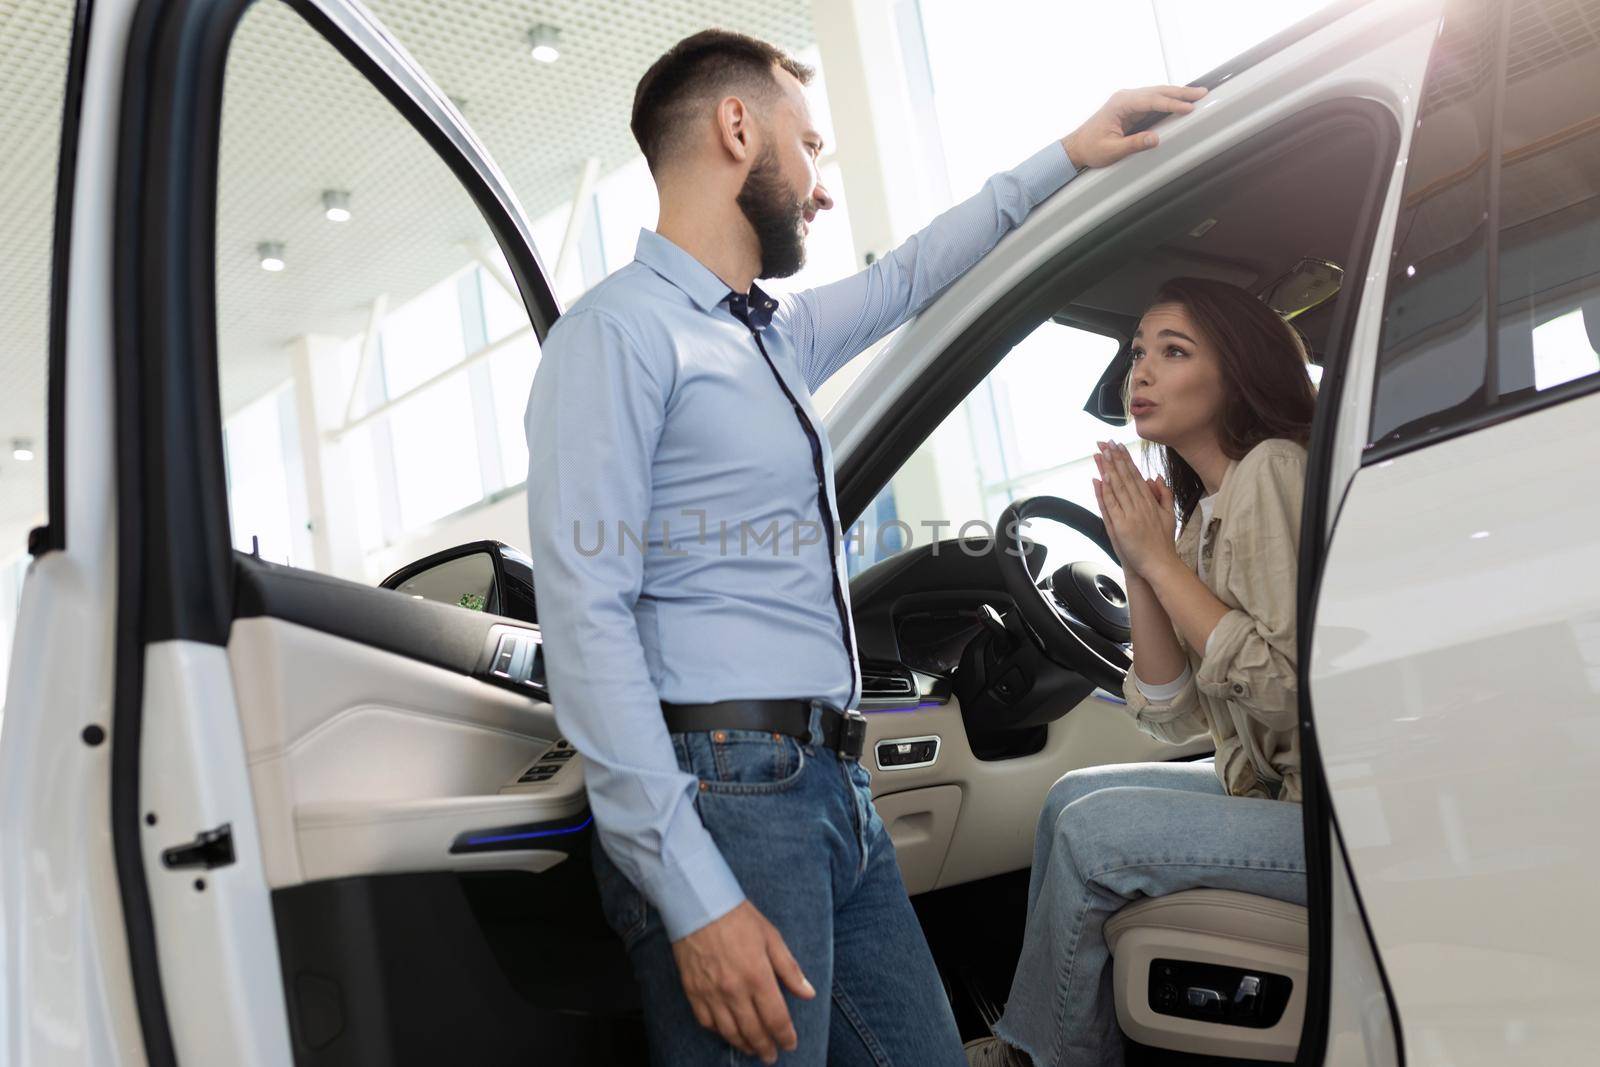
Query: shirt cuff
[[641, 837, 747, 942], [1015, 140, 1078, 207], [1132, 666, 1193, 703]]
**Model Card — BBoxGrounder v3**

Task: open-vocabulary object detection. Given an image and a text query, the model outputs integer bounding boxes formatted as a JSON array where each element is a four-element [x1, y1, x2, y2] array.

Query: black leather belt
[[661, 699, 867, 761]]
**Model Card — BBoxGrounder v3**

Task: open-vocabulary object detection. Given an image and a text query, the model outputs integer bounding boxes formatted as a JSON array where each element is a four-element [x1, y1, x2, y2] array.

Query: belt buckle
[[838, 711, 868, 761]]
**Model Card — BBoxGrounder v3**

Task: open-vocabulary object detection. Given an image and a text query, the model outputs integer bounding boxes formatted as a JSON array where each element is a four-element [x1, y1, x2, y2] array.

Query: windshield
[[846, 319, 1145, 579]]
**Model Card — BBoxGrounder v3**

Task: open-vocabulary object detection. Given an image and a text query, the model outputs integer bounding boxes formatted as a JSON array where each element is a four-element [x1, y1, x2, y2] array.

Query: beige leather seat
[[1104, 890, 1307, 1063]]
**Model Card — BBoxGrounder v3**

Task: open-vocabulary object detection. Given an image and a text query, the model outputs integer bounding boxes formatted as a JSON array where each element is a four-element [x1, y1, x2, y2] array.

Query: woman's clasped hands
[[1092, 440, 1178, 580]]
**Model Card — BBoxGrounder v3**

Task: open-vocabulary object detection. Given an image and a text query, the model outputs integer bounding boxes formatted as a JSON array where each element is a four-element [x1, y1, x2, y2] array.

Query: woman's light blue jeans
[[993, 760, 1307, 1066]]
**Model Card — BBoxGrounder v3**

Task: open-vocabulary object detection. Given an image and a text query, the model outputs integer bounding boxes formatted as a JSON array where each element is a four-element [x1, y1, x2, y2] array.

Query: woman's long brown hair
[[1133, 278, 1318, 525]]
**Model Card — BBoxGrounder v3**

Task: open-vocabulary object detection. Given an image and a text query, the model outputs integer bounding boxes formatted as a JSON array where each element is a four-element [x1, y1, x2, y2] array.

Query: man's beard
[[736, 145, 808, 280]]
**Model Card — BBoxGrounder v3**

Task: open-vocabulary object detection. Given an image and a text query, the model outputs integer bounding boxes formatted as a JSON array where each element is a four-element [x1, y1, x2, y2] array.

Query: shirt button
[[1232, 683, 1245, 695]]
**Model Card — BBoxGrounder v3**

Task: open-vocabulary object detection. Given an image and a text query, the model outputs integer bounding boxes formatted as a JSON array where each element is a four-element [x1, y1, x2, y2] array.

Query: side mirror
[[379, 540, 537, 624], [1085, 344, 1133, 425]]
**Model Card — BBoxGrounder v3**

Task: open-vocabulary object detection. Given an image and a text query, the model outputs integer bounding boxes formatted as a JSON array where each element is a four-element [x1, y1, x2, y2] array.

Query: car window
[[847, 320, 1139, 578], [1369, 0, 1600, 449], [215, 1, 540, 585], [0, 0, 77, 689]]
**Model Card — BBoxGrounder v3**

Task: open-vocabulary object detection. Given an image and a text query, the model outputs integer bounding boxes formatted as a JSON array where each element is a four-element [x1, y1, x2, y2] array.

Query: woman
[[966, 277, 1318, 1067]]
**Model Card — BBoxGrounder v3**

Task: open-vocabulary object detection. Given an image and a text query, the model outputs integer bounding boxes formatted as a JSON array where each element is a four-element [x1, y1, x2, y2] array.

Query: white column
[[808, 0, 954, 415], [288, 334, 366, 579], [810, 0, 939, 264]]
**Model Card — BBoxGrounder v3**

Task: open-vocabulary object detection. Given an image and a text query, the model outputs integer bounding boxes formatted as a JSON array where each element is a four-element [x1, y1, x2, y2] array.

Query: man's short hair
[[631, 29, 814, 173]]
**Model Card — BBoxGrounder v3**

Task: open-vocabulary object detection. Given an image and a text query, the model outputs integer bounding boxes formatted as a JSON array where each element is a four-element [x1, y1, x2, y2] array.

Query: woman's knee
[[1040, 764, 1147, 830]]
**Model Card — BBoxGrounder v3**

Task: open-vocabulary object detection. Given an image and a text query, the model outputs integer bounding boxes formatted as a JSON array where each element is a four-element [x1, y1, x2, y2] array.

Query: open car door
[[105, 1, 640, 1063]]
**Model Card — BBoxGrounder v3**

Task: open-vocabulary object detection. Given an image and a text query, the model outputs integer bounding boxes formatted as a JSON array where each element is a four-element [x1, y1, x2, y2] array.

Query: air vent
[[860, 664, 915, 698]]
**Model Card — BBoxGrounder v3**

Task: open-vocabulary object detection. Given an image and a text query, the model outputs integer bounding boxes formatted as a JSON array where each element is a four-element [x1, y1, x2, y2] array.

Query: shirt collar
[[633, 229, 779, 330]]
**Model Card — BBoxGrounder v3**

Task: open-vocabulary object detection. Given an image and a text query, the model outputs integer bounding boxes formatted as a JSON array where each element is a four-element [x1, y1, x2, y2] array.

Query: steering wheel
[[993, 496, 1134, 693]]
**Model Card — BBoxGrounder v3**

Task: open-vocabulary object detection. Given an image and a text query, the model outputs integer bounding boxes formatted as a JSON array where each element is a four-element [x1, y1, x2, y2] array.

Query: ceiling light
[[1406, 264, 1416, 277], [528, 24, 561, 63], [258, 241, 286, 272], [12, 438, 33, 462], [322, 189, 352, 223], [1187, 217, 1218, 239]]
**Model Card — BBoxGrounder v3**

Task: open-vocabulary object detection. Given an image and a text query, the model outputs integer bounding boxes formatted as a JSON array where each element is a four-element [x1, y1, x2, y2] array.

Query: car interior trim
[[42, 0, 96, 557]]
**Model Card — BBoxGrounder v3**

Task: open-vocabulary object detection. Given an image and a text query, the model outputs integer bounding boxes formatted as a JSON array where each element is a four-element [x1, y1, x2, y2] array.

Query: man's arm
[[782, 85, 1206, 392], [523, 309, 744, 940], [781, 141, 1072, 392]]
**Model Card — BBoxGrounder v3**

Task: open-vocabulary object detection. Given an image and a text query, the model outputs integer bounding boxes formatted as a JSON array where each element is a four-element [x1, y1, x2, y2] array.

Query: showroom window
[[1370, 0, 1600, 450]]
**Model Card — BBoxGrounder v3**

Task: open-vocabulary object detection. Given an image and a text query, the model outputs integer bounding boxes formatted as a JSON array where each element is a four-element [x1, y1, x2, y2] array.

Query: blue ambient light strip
[[863, 701, 946, 714], [462, 814, 593, 848]]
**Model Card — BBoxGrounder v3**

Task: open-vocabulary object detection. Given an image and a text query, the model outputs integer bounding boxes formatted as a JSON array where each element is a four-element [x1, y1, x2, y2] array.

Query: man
[[525, 28, 1202, 1065]]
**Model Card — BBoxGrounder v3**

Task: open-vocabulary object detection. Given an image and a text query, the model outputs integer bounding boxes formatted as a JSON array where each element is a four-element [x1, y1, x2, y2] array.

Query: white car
[[4, 0, 1597, 1063]]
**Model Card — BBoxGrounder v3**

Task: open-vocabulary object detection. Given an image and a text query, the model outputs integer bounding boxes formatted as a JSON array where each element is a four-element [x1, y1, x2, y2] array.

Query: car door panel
[[137, 639, 296, 1067], [227, 612, 581, 887], [1311, 391, 1600, 1063], [101, 0, 649, 1059], [1309, 0, 1600, 1057]]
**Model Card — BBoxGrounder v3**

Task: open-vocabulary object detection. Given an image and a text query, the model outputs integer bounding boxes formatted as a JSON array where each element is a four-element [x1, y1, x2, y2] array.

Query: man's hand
[[672, 900, 816, 1064], [1062, 85, 1208, 170]]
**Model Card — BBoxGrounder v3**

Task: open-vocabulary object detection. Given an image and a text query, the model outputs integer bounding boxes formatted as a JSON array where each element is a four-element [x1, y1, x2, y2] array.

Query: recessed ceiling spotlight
[[528, 24, 561, 63], [258, 241, 286, 272], [322, 189, 352, 223], [12, 438, 34, 462]]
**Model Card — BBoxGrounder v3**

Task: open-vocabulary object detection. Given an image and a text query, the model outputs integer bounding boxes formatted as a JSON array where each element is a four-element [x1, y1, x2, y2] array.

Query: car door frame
[[825, 4, 1444, 1059], [111, 0, 560, 1061]]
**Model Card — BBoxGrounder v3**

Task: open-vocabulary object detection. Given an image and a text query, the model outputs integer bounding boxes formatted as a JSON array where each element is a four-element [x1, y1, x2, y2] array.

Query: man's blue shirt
[[525, 141, 1075, 939]]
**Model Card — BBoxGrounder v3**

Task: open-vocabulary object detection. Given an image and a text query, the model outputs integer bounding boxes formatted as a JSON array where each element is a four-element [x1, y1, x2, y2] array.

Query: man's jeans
[[592, 707, 966, 1065], [994, 761, 1306, 1067]]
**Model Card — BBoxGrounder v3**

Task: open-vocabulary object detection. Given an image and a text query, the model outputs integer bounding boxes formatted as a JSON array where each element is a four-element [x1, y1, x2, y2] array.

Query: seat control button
[[1185, 987, 1224, 1017]]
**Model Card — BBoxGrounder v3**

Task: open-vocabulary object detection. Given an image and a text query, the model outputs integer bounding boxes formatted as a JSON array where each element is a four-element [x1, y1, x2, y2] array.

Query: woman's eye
[[1167, 346, 1188, 358]]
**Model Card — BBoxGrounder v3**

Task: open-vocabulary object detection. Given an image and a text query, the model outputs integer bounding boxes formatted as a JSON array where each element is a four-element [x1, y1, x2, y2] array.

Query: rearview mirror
[[1260, 257, 1343, 320], [379, 540, 537, 624]]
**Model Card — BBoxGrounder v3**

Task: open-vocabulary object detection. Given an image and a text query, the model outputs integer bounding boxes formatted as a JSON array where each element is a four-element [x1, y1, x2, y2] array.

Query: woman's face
[[1127, 302, 1227, 449]]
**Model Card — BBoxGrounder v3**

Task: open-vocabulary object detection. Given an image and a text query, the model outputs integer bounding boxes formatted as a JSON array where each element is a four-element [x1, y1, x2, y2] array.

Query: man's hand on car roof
[[1063, 85, 1208, 169]]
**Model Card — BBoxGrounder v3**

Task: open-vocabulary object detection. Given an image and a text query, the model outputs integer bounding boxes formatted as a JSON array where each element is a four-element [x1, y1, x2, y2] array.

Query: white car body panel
[[1323, 834, 1402, 1066], [1310, 391, 1600, 1064], [137, 642, 293, 1066], [0, 0, 144, 1061]]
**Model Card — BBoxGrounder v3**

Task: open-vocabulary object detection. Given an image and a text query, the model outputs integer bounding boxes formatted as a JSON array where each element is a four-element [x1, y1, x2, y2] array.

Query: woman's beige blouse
[[1121, 438, 1307, 803]]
